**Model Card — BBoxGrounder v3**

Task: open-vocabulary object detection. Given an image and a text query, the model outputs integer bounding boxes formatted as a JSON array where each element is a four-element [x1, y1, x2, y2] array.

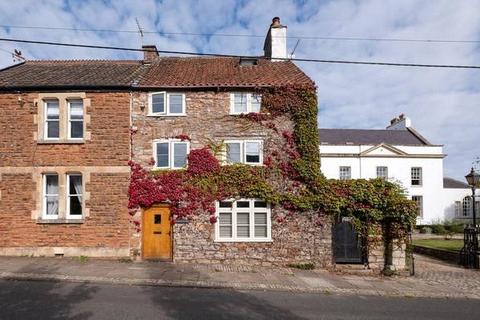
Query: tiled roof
[[0, 57, 313, 90], [136, 57, 314, 88], [319, 128, 431, 146], [443, 177, 470, 189], [0, 60, 146, 89]]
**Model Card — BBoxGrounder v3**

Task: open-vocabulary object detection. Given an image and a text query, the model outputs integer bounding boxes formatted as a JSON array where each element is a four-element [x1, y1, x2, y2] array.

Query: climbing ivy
[[128, 84, 417, 242]]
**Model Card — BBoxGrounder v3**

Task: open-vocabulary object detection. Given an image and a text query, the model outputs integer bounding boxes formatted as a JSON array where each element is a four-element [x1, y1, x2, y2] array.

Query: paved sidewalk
[[0, 254, 479, 299]]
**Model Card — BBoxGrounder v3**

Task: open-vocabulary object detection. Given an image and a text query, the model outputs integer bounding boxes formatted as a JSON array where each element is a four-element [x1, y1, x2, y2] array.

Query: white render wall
[[320, 144, 458, 224]]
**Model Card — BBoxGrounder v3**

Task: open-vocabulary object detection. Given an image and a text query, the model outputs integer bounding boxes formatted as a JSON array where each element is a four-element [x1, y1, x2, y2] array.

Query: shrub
[[430, 224, 447, 235], [418, 226, 428, 234], [444, 223, 464, 234]]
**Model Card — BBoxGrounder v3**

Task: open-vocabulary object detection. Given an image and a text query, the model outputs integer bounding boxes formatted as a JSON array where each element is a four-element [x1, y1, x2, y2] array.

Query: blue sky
[[1, 0, 479, 180]]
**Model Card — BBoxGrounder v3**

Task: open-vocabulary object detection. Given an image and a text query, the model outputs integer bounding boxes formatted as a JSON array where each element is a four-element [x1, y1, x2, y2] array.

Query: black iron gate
[[333, 220, 364, 264]]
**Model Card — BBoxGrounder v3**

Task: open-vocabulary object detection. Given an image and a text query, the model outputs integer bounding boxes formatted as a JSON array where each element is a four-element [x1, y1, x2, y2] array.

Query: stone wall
[[173, 209, 332, 267], [0, 91, 131, 256], [131, 90, 332, 266]]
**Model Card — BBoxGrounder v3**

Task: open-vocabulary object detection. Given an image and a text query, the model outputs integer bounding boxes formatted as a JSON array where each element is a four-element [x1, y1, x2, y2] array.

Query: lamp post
[[463, 167, 480, 268], [465, 167, 479, 227]]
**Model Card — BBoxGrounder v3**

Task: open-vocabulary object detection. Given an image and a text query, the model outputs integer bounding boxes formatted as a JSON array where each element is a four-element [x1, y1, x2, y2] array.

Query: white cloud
[[0, 0, 478, 179]]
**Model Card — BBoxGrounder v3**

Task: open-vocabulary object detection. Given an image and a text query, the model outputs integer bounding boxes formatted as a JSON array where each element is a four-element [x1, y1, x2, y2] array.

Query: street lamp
[[463, 167, 480, 268], [465, 167, 480, 227]]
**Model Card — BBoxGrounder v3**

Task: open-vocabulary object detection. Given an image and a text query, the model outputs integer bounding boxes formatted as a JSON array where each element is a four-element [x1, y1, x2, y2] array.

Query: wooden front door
[[142, 207, 172, 260]]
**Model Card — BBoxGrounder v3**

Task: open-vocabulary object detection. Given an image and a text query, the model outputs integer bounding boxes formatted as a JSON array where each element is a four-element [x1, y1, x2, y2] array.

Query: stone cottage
[[0, 17, 332, 268]]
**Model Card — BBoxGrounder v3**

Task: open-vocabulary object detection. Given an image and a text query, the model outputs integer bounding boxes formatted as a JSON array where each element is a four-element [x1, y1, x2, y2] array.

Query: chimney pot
[[272, 17, 281, 27]]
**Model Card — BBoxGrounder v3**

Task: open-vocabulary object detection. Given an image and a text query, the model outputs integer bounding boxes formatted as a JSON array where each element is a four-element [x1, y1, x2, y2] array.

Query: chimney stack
[[142, 45, 159, 63], [386, 113, 411, 130], [263, 17, 288, 61]]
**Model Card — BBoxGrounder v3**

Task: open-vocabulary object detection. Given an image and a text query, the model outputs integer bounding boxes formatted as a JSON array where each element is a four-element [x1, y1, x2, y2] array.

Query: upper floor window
[[339, 166, 351, 180], [153, 139, 189, 169], [40, 95, 86, 142], [43, 174, 59, 219], [411, 167, 422, 186], [68, 99, 84, 139], [224, 140, 262, 165], [149, 92, 186, 116], [412, 195, 423, 218], [44, 99, 60, 139], [215, 199, 271, 242], [376, 166, 388, 179], [230, 93, 261, 114]]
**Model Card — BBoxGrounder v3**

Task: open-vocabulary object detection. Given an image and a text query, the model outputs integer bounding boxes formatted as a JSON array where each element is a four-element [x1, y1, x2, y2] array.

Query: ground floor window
[[412, 195, 423, 218], [42, 172, 83, 220], [215, 199, 271, 242]]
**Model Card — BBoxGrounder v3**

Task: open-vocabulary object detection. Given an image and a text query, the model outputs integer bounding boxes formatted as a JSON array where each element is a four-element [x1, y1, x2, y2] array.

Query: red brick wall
[[0, 92, 130, 167], [0, 91, 131, 253]]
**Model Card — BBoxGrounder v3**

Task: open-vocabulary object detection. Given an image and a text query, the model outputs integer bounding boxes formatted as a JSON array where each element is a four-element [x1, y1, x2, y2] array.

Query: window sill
[[214, 239, 272, 243], [36, 218, 85, 224], [37, 140, 85, 145], [147, 114, 187, 117]]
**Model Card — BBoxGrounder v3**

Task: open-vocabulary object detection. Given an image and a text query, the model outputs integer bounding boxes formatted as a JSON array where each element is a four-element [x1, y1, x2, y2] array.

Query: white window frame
[[411, 167, 423, 186], [148, 92, 186, 116], [67, 99, 84, 140], [455, 201, 462, 217], [42, 173, 59, 219], [229, 93, 262, 115], [66, 173, 83, 219], [376, 166, 388, 179], [215, 199, 272, 242], [339, 166, 351, 180], [152, 139, 190, 169], [412, 195, 423, 218], [44, 99, 60, 140], [223, 140, 263, 165]]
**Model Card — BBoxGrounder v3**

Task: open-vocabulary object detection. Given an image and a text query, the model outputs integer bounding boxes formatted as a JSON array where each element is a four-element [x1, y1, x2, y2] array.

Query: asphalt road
[[0, 280, 479, 320]]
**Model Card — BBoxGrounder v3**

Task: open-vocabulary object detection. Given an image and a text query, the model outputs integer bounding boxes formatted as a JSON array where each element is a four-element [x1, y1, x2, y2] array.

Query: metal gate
[[333, 220, 364, 264]]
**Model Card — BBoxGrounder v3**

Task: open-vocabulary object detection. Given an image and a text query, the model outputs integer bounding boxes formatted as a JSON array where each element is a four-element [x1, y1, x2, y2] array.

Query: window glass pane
[[412, 196, 423, 217], [173, 143, 187, 168], [47, 121, 60, 138], [251, 94, 261, 112], [69, 175, 82, 195], [69, 100, 83, 119], [254, 213, 267, 225], [219, 212, 232, 224], [152, 93, 165, 113], [236, 201, 250, 208], [70, 121, 83, 138], [46, 100, 59, 119], [219, 201, 232, 208], [254, 201, 267, 208], [233, 93, 247, 113], [46, 196, 59, 216], [245, 142, 260, 163], [156, 143, 169, 167], [220, 226, 232, 238], [45, 175, 58, 194], [255, 226, 267, 237], [237, 212, 250, 237], [254, 213, 267, 237], [69, 195, 82, 215], [168, 94, 183, 114], [219, 212, 232, 238], [226, 143, 241, 163]]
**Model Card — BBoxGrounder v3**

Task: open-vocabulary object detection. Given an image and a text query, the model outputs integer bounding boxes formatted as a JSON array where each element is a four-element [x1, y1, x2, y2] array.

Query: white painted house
[[319, 114, 476, 224]]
